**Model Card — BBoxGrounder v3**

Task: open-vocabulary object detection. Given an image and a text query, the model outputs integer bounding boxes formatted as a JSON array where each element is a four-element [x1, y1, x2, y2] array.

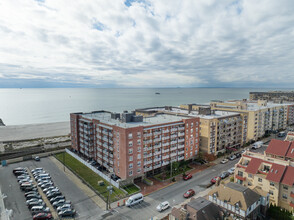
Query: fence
[[65, 149, 120, 188]]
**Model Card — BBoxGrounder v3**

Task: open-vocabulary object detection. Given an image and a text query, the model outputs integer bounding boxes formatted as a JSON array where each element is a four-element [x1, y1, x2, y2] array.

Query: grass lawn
[[122, 184, 140, 195], [55, 152, 126, 202]]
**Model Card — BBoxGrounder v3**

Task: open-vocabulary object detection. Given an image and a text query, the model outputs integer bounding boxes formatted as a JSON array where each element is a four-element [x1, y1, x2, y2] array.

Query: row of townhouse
[[136, 105, 247, 156], [71, 110, 200, 181], [210, 99, 294, 142], [234, 139, 294, 212]]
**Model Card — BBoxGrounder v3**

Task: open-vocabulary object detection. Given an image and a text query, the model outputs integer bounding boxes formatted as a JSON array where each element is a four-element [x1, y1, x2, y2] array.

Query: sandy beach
[[0, 121, 70, 142]]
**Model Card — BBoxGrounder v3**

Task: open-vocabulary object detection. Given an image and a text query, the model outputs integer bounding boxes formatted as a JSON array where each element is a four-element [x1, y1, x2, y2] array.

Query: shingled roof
[[208, 182, 260, 210], [266, 163, 287, 183], [265, 139, 291, 157], [245, 158, 262, 174], [281, 166, 294, 186]]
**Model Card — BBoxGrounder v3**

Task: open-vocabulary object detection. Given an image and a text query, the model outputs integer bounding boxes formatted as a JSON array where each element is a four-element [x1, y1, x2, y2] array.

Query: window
[[248, 181, 252, 186], [137, 132, 141, 138], [248, 174, 252, 178], [190, 152, 192, 156], [129, 156, 133, 162], [282, 194, 287, 199], [129, 148, 133, 154], [238, 171, 243, 177], [137, 139, 141, 145], [191, 123, 193, 127], [129, 163, 133, 169], [258, 178, 262, 182], [137, 161, 141, 166], [137, 147, 141, 152], [137, 154, 141, 160], [117, 161, 119, 166], [137, 168, 141, 173], [129, 141, 133, 147], [283, 185, 288, 190], [269, 190, 273, 195], [129, 170, 133, 176], [128, 133, 133, 139]]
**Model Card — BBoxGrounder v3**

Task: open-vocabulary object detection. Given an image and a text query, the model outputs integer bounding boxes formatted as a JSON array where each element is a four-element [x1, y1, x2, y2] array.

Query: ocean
[[0, 88, 291, 125]]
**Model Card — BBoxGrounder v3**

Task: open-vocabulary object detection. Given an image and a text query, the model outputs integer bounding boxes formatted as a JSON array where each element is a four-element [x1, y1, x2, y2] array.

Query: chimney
[[188, 104, 193, 113]]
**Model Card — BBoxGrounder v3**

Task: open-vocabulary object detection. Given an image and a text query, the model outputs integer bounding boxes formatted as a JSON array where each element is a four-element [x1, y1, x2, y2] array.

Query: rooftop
[[79, 111, 191, 128], [137, 106, 240, 119]]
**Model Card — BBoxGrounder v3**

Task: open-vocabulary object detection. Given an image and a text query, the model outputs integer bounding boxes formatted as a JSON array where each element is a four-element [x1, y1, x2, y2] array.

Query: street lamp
[[106, 186, 113, 210]]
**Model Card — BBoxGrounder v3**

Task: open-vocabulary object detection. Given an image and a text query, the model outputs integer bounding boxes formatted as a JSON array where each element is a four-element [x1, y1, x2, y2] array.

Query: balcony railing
[[290, 192, 294, 198], [154, 164, 161, 169], [178, 127, 185, 131], [162, 136, 170, 141], [235, 175, 246, 181], [144, 166, 152, 172], [171, 140, 177, 145], [162, 142, 170, 147], [171, 134, 177, 139], [162, 161, 170, 166], [162, 149, 169, 153], [144, 160, 152, 165], [153, 131, 161, 136], [178, 139, 185, 143], [171, 128, 177, 132], [170, 147, 177, 151], [178, 132, 185, 136], [154, 158, 161, 162], [178, 144, 185, 149], [162, 155, 169, 159], [178, 156, 185, 161], [170, 153, 177, 157], [163, 129, 170, 133], [154, 151, 161, 156], [178, 150, 185, 155]]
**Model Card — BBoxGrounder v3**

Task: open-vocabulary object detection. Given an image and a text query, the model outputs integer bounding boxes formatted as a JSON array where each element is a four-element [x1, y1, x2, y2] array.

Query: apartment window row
[[128, 132, 142, 139]]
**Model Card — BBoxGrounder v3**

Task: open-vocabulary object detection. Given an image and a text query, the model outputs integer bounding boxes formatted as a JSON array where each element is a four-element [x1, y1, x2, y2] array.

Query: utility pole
[[170, 160, 173, 180]]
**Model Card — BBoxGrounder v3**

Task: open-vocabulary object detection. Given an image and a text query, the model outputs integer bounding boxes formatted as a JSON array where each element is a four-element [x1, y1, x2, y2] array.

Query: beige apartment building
[[136, 106, 247, 156], [234, 139, 294, 211], [71, 110, 200, 181], [211, 100, 290, 142]]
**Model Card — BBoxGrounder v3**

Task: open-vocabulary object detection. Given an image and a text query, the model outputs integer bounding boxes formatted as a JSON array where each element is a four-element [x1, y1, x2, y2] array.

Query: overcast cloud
[[0, 0, 294, 88]]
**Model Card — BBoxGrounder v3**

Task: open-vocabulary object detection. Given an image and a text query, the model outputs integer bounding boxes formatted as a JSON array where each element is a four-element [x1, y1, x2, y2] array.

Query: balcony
[[103, 156, 108, 161], [178, 139, 185, 143], [144, 160, 152, 165], [97, 159, 102, 164], [162, 155, 169, 159], [170, 152, 177, 157], [98, 148, 102, 153], [171, 134, 177, 139], [258, 170, 268, 175], [290, 202, 294, 208], [144, 140, 152, 144], [162, 161, 170, 166], [237, 164, 247, 169], [178, 132, 185, 136], [154, 138, 161, 142], [171, 128, 177, 132], [144, 133, 152, 137], [154, 144, 162, 149], [102, 130, 109, 135], [178, 156, 185, 161], [171, 146, 177, 151], [109, 159, 114, 165], [290, 192, 294, 198], [178, 127, 185, 131], [162, 136, 170, 141], [109, 146, 113, 151], [154, 158, 161, 162], [163, 129, 170, 133], [162, 149, 169, 153], [178, 144, 185, 149], [154, 151, 161, 156], [109, 153, 113, 158], [162, 142, 170, 147], [153, 131, 161, 136], [171, 140, 177, 145], [178, 150, 185, 155], [154, 164, 161, 169], [235, 175, 246, 181]]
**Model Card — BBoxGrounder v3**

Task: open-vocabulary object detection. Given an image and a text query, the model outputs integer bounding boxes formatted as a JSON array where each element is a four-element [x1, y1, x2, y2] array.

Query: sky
[[0, 0, 294, 88]]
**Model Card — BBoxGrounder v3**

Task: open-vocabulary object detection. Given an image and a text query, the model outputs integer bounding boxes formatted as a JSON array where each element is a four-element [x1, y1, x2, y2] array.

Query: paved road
[[0, 157, 104, 220], [107, 145, 268, 220]]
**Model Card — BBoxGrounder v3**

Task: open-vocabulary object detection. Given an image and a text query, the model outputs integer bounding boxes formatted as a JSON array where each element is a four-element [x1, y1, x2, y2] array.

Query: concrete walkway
[[0, 186, 10, 220], [50, 156, 107, 210]]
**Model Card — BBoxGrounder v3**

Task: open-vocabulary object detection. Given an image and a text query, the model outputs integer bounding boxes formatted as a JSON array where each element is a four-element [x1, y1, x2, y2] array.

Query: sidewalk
[[0, 186, 10, 220], [50, 156, 107, 210]]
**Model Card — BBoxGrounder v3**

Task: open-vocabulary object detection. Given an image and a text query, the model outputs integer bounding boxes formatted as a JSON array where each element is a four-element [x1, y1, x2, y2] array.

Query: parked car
[[14, 170, 28, 176], [23, 186, 38, 192], [220, 159, 228, 164], [111, 174, 120, 181], [43, 187, 59, 193], [53, 200, 71, 208], [26, 198, 43, 205], [26, 194, 42, 200], [193, 159, 207, 165], [32, 212, 52, 220], [28, 201, 45, 209], [41, 183, 54, 189], [38, 180, 52, 186], [251, 141, 263, 150], [13, 167, 26, 174], [278, 132, 286, 137], [228, 155, 236, 161], [183, 173, 192, 181], [220, 171, 230, 179], [211, 176, 221, 184], [227, 167, 235, 175], [47, 192, 62, 199], [50, 195, 65, 204], [34, 156, 40, 161], [183, 189, 195, 198], [46, 189, 60, 196], [31, 207, 51, 216], [25, 191, 39, 197], [156, 201, 170, 212], [58, 209, 76, 218], [235, 153, 241, 158], [56, 204, 72, 212]]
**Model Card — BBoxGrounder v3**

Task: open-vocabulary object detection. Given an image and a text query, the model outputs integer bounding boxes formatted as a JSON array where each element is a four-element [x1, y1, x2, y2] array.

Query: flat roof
[[215, 100, 292, 111], [139, 107, 240, 119], [80, 111, 190, 128]]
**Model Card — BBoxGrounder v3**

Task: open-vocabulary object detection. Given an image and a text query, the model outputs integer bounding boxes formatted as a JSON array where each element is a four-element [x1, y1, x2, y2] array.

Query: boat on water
[[155, 92, 160, 95]]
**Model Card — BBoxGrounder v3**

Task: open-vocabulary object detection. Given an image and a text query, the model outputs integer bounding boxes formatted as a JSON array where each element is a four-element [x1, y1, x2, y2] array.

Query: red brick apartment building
[[70, 110, 200, 181]]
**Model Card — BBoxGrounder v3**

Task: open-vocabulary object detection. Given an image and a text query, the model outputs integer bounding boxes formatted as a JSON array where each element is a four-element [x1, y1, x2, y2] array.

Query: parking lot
[[0, 157, 104, 220]]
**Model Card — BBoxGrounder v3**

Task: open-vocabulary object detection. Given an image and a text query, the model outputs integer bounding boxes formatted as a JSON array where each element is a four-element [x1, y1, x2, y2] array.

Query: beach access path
[[0, 121, 70, 142]]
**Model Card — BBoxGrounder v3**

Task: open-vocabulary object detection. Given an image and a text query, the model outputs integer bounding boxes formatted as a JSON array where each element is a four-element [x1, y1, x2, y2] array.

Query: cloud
[[0, 0, 294, 88]]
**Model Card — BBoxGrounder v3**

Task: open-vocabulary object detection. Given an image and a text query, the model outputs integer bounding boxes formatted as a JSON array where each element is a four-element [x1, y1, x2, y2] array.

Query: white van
[[252, 141, 263, 149], [126, 193, 144, 207]]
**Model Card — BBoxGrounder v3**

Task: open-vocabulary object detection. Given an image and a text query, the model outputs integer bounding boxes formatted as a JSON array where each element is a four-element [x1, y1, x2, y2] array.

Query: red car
[[211, 176, 220, 184], [33, 213, 52, 220], [183, 189, 195, 198], [183, 173, 192, 180]]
